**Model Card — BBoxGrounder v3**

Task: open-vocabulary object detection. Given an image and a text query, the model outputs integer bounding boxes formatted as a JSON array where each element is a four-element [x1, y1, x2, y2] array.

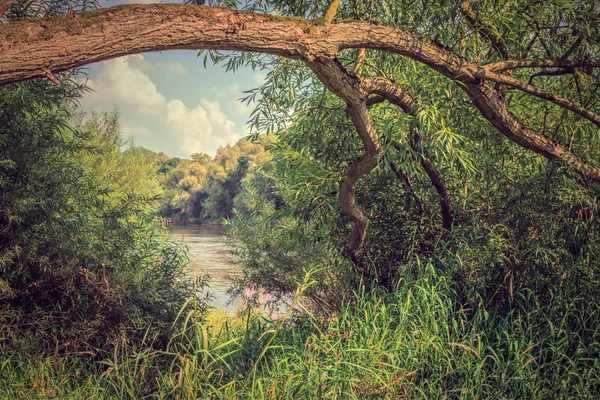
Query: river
[[167, 225, 242, 311]]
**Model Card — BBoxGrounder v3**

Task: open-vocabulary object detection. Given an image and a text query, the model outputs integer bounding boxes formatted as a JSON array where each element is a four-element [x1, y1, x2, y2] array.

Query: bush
[[0, 81, 205, 356]]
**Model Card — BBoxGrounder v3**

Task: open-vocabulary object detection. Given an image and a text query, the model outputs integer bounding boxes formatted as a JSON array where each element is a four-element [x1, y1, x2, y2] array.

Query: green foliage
[[2, 263, 599, 398], [3, 0, 600, 396], [151, 137, 273, 223], [0, 80, 203, 355], [213, 0, 600, 309]]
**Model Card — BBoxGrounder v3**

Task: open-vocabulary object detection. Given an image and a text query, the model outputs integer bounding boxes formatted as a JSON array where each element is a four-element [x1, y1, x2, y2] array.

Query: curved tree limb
[[366, 77, 455, 230], [528, 67, 575, 84], [463, 82, 600, 181], [1, 2, 599, 286], [0, 4, 477, 85], [0, 4, 598, 217], [389, 161, 424, 213], [0, 0, 14, 18], [305, 57, 380, 272]]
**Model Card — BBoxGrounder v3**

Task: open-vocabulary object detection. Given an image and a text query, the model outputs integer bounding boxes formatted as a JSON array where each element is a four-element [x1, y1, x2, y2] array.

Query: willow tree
[[1, 0, 598, 277]]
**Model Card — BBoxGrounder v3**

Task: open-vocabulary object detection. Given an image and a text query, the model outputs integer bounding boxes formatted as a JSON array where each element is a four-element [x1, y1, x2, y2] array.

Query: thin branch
[[404, 131, 455, 231], [367, 77, 455, 230], [42, 69, 60, 84], [366, 94, 386, 107], [323, 0, 341, 26], [473, 68, 600, 128], [528, 67, 574, 84], [354, 48, 366, 76], [0, 0, 14, 18], [389, 160, 423, 212], [561, 35, 584, 60], [457, 0, 510, 60], [484, 59, 600, 72]]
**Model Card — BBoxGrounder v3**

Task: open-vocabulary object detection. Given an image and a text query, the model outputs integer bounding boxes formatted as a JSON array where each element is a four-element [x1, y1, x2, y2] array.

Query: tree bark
[[305, 57, 380, 274], [0, 0, 14, 18]]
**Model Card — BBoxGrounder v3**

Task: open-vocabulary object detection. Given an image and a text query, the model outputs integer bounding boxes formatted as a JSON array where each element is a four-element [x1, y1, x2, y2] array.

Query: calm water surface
[[167, 225, 242, 311]]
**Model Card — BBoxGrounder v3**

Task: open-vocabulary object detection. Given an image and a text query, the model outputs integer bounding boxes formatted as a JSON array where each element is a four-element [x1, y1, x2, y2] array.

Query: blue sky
[[79, 1, 265, 158]]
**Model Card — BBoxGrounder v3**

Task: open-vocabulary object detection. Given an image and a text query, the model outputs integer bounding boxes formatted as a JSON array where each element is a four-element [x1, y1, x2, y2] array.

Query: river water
[[167, 225, 242, 311]]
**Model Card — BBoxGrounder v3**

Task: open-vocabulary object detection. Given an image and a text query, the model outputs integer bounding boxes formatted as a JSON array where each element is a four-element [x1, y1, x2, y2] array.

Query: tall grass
[[1, 261, 598, 399]]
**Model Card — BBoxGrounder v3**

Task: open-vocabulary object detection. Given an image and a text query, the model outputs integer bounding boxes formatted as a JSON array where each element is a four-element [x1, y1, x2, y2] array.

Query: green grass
[[1, 262, 599, 399]]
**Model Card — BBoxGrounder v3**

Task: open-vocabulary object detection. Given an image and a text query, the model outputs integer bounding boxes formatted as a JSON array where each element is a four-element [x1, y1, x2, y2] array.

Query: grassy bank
[[1, 262, 598, 399]]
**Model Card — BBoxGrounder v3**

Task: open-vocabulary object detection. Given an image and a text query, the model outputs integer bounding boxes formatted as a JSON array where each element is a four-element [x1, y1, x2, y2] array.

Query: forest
[[1, 0, 600, 398], [147, 137, 273, 224]]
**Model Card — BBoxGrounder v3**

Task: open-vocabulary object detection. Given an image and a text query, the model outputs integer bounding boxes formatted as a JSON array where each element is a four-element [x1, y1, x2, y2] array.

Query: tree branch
[[457, 0, 510, 60], [389, 161, 423, 212], [366, 77, 455, 230], [473, 68, 600, 128], [484, 59, 600, 72], [0, 4, 476, 85], [305, 57, 380, 275], [463, 82, 600, 181], [0, 0, 14, 18], [0, 4, 598, 182], [323, 0, 341, 26], [528, 67, 574, 84]]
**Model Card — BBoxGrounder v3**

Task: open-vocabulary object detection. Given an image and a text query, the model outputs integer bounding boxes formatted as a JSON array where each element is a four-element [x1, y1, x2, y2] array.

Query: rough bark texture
[[484, 59, 600, 72], [1, 4, 598, 183], [305, 57, 380, 274], [0, 5, 477, 84], [472, 68, 600, 127]]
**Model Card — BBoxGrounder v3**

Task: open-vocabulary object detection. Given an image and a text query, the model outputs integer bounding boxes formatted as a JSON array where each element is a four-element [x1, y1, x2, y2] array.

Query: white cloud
[[252, 71, 267, 85], [207, 83, 241, 99], [165, 98, 241, 155], [81, 55, 242, 156], [84, 55, 166, 115], [154, 62, 187, 74], [227, 98, 251, 116], [121, 123, 151, 138]]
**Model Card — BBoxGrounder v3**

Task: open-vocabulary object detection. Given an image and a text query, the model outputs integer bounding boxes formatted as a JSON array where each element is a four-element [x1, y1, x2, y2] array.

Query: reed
[[1, 261, 598, 399]]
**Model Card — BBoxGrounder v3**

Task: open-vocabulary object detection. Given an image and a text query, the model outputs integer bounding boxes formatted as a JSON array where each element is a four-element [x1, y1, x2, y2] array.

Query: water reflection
[[167, 225, 241, 311]]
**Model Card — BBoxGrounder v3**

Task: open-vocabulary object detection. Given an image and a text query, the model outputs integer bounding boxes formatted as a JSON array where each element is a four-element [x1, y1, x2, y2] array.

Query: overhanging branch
[[366, 77, 455, 230], [0, 3, 598, 184]]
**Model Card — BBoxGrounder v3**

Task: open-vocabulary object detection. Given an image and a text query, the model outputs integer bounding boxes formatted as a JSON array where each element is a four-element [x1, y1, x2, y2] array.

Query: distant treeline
[[136, 137, 281, 224]]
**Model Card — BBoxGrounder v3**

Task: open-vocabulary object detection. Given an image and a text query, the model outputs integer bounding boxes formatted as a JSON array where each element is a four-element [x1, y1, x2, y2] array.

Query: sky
[[79, 0, 265, 159]]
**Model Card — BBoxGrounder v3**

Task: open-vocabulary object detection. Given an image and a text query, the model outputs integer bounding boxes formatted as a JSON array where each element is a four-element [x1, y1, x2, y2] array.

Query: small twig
[[528, 67, 574, 84], [42, 69, 60, 84]]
